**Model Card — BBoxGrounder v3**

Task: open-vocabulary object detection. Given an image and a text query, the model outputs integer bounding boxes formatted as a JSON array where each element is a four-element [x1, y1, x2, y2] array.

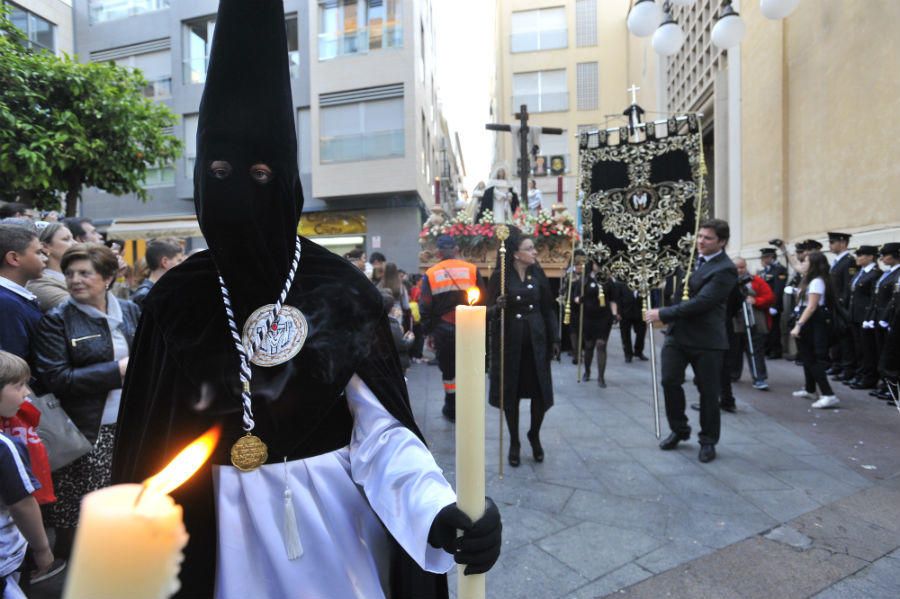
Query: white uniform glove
[[784, 286, 795, 295], [768, 307, 778, 316], [879, 320, 890, 329], [862, 320, 874, 329]]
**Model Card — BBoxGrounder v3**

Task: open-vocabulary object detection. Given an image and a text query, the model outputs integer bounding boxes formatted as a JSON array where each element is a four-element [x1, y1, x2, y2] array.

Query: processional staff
[[495, 224, 509, 479]]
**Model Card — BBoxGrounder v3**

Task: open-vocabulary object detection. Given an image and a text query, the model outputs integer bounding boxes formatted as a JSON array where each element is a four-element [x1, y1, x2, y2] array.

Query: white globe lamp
[[652, 14, 684, 56], [711, 2, 746, 49], [760, 0, 801, 20], [627, 0, 663, 38]]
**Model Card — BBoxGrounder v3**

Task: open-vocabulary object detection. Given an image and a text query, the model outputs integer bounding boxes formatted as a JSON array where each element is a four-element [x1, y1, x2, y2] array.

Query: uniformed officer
[[759, 247, 788, 359], [867, 243, 900, 400], [845, 245, 882, 389], [826, 232, 856, 379]]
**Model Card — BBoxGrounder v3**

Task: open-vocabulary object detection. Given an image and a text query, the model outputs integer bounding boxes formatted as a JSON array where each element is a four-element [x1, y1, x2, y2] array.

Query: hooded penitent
[[194, 0, 301, 316], [112, 2, 449, 597]]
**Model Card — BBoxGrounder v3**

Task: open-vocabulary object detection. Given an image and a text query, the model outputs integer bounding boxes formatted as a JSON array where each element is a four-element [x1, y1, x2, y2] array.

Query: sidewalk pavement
[[406, 329, 900, 599]]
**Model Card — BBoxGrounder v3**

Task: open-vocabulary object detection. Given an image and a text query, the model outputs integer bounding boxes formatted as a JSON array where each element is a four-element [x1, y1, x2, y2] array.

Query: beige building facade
[[492, 0, 659, 215], [662, 0, 899, 260]]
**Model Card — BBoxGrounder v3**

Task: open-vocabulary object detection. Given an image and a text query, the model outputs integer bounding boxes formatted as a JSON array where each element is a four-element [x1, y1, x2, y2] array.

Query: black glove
[[552, 342, 561, 360], [495, 294, 507, 309], [428, 498, 502, 575]]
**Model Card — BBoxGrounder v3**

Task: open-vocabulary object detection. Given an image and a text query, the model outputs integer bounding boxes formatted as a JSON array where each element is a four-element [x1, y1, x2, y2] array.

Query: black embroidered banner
[[578, 114, 708, 293]]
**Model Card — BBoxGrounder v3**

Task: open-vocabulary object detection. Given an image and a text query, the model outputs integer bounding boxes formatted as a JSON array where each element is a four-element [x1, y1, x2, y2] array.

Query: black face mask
[[194, 0, 302, 318]]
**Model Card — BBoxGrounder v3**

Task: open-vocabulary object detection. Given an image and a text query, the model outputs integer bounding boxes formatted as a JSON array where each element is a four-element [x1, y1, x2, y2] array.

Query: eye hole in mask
[[208, 160, 233, 180], [249, 164, 274, 185]]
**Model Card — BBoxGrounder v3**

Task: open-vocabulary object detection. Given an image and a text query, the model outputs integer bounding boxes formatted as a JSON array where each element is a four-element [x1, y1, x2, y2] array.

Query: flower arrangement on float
[[418, 208, 578, 250]]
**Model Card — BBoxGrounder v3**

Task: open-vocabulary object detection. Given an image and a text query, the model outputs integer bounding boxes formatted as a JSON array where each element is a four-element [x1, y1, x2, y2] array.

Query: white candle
[[63, 484, 188, 599], [455, 303, 486, 599], [63, 426, 218, 599]]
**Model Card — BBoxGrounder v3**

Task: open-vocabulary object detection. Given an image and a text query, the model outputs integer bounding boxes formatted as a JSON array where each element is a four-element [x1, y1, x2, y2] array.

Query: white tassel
[[282, 488, 303, 560], [282, 458, 302, 560]]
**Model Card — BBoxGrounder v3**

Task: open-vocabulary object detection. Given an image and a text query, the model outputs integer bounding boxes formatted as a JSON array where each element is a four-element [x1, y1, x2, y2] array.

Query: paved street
[[408, 330, 900, 599]]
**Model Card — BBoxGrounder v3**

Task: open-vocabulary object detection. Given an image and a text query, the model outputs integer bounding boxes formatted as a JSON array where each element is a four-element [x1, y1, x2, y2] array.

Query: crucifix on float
[[485, 104, 565, 205]]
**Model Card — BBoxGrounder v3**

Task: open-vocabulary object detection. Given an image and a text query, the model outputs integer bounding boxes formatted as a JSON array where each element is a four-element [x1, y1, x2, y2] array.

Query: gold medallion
[[242, 304, 308, 367], [230, 433, 269, 472]]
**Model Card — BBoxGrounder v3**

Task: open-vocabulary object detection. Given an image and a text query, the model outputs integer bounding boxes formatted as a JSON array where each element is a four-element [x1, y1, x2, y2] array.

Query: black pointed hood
[[194, 0, 302, 317]]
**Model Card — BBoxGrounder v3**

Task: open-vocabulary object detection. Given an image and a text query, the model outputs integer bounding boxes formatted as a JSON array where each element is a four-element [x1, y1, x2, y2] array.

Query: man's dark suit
[[849, 265, 882, 385], [613, 281, 646, 359], [658, 252, 738, 446], [830, 252, 856, 376]]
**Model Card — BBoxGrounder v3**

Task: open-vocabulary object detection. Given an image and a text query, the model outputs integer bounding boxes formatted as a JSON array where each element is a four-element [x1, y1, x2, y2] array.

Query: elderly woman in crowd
[[34, 243, 140, 558], [27, 223, 77, 311]]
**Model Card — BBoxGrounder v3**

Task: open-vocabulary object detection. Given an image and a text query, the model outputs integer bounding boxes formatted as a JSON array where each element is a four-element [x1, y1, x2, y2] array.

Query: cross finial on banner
[[627, 84, 641, 105]]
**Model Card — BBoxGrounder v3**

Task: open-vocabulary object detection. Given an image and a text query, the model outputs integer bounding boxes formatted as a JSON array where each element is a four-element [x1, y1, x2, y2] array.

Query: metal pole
[[576, 271, 586, 383], [742, 302, 760, 382], [644, 291, 661, 439]]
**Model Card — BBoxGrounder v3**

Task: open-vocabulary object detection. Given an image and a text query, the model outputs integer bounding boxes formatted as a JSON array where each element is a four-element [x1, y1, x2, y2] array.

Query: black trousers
[[765, 310, 783, 356], [661, 342, 723, 445], [797, 312, 834, 395], [857, 326, 879, 384], [720, 327, 736, 405], [432, 321, 456, 381], [620, 316, 646, 358]]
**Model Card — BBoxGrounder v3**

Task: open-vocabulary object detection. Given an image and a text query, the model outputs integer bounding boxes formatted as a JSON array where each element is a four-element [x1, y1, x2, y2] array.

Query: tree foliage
[[0, 6, 182, 215]]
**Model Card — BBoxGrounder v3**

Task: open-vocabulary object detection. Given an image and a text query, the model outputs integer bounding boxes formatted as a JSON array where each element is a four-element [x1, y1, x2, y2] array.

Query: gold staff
[[495, 224, 510, 479]]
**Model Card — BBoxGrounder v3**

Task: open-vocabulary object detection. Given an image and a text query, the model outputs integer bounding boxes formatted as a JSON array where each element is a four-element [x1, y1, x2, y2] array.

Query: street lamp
[[711, 1, 746, 49], [760, 0, 800, 20], [627, 0, 663, 38], [652, 7, 685, 56]]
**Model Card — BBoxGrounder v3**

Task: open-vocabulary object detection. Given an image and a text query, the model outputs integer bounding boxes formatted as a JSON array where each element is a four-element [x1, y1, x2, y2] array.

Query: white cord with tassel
[[282, 457, 303, 560]]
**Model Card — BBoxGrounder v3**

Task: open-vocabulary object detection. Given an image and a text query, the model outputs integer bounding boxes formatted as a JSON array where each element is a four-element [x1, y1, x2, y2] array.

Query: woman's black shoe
[[526, 431, 544, 462], [508, 444, 521, 467]]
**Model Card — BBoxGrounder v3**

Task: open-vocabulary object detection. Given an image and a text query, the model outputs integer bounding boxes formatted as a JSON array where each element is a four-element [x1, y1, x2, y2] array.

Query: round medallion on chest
[[242, 304, 308, 367]]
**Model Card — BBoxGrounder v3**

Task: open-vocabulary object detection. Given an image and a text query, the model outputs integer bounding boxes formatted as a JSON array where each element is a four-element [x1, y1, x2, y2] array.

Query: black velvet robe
[[111, 240, 448, 599]]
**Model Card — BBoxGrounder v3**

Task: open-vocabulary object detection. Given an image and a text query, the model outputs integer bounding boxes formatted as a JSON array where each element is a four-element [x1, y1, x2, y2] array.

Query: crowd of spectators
[[0, 213, 187, 596]]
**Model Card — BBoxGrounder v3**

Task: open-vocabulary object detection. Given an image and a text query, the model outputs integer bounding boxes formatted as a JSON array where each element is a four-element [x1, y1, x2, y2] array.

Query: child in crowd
[[0, 351, 55, 599]]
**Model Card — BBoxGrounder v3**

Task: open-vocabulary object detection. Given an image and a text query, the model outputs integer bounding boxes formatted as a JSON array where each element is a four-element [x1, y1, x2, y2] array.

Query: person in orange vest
[[420, 236, 483, 421]]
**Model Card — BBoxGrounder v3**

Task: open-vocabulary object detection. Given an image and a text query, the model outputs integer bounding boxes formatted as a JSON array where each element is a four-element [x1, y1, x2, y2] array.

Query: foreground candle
[[63, 426, 219, 599], [63, 485, 188, 599], [455, 290, 486, 599]]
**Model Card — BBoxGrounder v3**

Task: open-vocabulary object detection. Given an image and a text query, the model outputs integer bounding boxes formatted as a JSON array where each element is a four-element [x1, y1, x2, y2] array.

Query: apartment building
[[69, 0, 457, 269], [492, 0, 658, 214], [5, 0, 74, 55]]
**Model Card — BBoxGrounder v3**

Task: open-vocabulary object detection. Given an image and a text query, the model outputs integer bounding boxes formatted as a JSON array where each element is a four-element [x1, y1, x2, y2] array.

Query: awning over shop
[[105, 216, 202, 240]]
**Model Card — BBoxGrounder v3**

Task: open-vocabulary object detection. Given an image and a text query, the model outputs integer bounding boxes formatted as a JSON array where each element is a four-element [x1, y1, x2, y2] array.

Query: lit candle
[[63, 427, 220, 599], [455, 287, 486, 599]]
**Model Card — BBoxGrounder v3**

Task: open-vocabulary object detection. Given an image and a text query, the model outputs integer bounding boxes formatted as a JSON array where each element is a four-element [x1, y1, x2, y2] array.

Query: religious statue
[[475, 166, 519, 224]]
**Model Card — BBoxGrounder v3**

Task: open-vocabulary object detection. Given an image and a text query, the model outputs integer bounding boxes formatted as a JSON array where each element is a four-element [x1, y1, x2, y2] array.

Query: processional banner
[[578, 114, 708, 294]]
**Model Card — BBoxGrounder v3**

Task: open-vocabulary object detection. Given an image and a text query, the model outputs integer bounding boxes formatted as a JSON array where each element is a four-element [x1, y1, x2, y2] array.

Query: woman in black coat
[[488, 228, 559, 467], [572, 259, 616, 387], [34, 243, 140, 558]]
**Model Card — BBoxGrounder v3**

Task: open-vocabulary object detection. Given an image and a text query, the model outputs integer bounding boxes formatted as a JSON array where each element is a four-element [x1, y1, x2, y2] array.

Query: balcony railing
[[512, 92, 569, 113], [319, 130, 404, 163], [510, 28, 567, 53], [89, 0, 170, 25], [318, 25, 402, 60]]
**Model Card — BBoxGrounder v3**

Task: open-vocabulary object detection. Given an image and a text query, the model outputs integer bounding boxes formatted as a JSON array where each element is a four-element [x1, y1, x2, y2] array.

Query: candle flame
[[467, 287, 480, 306], [143, 425, 220, 497]]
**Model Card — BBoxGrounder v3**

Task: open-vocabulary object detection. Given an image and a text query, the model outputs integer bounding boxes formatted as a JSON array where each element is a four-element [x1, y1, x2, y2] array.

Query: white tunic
[[212, 375, 456, 599]]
